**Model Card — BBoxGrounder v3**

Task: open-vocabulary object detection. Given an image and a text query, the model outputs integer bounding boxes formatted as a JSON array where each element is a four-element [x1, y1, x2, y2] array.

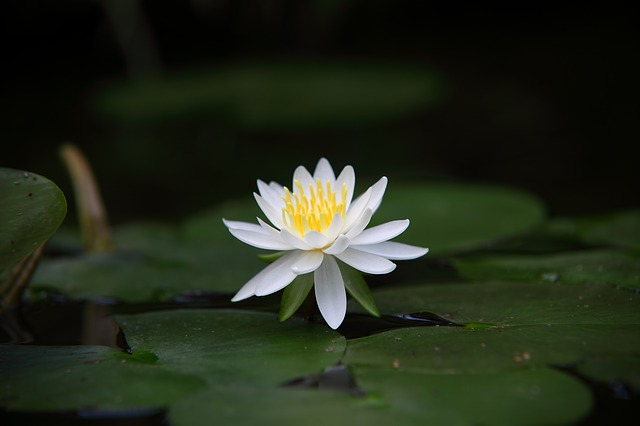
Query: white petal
[[303, 231, 329, 249], [335, 165, 355, 208], [269, 181, 285, 194], [343, 187, 372, 231], [323, 213, 344, 243], [257, 180, 284, 210], [222, 218, 265, 233], [281, 229, 311, 250], [323, 235, 350, 255], [293, 164, 314, 190], [365, 176, 388, 214], [227, 228, 292, 250], [313, 158, 336, 183], [314, 255, 346, 329], [349, 219, 409, 245], [257, 217, 282, 239], [231, 251, 298, 301], [254, 252, 303, 296], [254, 193, 284, 229], [352, 242, 429, 260], [335, 248, 396, 275], [344, 208, 373, 240], [291, 250, 324, 274]]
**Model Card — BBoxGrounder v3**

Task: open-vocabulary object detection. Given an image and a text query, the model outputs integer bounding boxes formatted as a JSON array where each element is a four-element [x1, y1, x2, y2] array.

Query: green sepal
[[257, 252, 285, 264], [279, 273, 314, 322], [338, 261, 380, 318]]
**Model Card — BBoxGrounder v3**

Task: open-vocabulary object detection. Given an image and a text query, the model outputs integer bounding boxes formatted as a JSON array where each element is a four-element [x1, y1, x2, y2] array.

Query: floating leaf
[[29, 222, 263, 302], [372, 182, 545, 257], [0, 345, 205, 410], [0, 168, 66, 278], [351, 368, 592, 426], [0, 310, 344, 412], [453, 249, 640, 290], [98, 61, 444, 130]]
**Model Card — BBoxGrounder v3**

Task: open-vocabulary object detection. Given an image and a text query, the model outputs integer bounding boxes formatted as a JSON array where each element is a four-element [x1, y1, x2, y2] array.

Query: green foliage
[[3, 179, 640, 425], [0, 168, 66, 278], [97, 61, 444, 131]]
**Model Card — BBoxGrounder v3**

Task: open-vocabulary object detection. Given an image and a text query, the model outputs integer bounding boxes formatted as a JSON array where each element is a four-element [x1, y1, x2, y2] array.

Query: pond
[[1, 161, 639, 425]]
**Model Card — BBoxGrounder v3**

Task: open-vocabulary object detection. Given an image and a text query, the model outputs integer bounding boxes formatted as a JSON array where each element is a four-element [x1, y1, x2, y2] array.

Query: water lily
[[223, 158, 428, 329]]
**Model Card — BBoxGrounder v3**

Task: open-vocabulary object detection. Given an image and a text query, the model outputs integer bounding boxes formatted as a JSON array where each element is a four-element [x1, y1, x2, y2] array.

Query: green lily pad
[[453, 249, 640, 290], [576, 356, 640, 392], [351, 367, 592, 426], [169, 367, 591, 426], [578, 210, 640, 250], [97, 61, 444, 130], [29, 222, 264, 302], [372, 182, 546, 257], [117, 309, 345, 384], [0, 168, 66, 278], [344, 281, 640, 373], [0, 310, 344, 411], [0, 345, 205, 410]]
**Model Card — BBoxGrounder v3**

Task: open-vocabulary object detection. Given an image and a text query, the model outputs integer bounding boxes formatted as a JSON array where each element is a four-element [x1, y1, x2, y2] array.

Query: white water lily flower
[[223, 158, 428, 329]]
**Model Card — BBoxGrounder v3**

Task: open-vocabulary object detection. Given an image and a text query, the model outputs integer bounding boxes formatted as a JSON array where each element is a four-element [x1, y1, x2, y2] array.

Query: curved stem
[[60, 144, 113, 253]]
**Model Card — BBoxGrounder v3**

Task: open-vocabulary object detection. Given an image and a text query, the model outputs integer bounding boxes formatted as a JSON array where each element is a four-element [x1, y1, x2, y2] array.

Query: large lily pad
[[169, 367, 591, 426], [97, 61, 444, 130], [453, 249, 640, 291], [372, 182, 546, 257], [29, 222, 264, 302], [0, 309, 344, 411], [0, 345, 205, 410], [0, 168, 66, 278]]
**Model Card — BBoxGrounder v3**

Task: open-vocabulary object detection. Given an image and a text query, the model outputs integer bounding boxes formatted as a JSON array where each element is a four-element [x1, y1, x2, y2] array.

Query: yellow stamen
[[282, 179, 347, 237]]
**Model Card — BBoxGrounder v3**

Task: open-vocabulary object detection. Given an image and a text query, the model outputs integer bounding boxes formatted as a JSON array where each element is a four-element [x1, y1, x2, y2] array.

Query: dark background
[[2, 1, 638, 224]]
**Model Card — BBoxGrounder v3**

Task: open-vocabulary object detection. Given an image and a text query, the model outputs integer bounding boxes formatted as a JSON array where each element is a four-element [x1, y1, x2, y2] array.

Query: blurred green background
[[2, 1, 637, 224]]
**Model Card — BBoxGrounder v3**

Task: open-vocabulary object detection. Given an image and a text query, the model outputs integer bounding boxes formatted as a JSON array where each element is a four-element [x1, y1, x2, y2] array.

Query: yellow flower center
[[282, 179, 348, 237]]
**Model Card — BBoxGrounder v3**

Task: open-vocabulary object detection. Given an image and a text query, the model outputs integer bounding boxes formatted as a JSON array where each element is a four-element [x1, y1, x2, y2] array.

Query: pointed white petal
[[257, 217, 282, 239], [253, 252, 302, 296], [350, 219, 410, 245], [344, 208, 373, 240], [257, 179, 284, 210], [365, 176, 388, 214], [313, 158, 336, 183], [323, 235, 350, 255], [323, 213, 344, 242], [293, 165, 314, 190], [335, 248, 396, 275], [222, 218, 265, 233], [291, 250, 324, 274], [231, 279, 258, 302], [303, 231, 330, 249], [281, 229, 311, 250], [343, 187, 372, 231], [227, 228, 292, 250], [314, 255, 346, 329], [351, 242, 429, 260], [254, 193, 284, 229], [335, 165, 355, 208]]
